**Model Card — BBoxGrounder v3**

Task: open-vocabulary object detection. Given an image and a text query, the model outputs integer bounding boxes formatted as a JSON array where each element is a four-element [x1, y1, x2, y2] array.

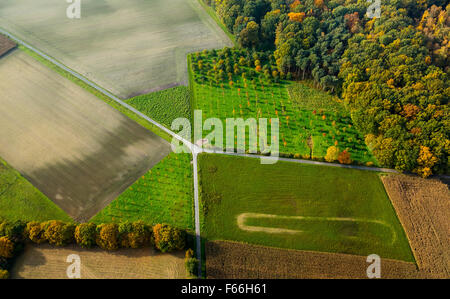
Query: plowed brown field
[[206, 241, 422, 279], [381, 174, 450, 278], [0, 34, 16, 57]]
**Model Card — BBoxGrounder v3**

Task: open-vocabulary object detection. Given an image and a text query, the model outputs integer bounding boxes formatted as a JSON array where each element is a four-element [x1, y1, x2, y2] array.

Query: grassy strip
[[19, 45, 172, 142], [287, 81, 345, 113], [199, 154, 414, 262], [126, 86, 191, 129], [0, 158, 72, 223], [187, 56, 197, 139], [197, 0, 237, 46], [91, 153, 195, 230]]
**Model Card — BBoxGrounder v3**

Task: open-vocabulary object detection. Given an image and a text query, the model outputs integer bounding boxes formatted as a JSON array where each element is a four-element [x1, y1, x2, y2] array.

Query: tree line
[[0, 220, 191, 279]]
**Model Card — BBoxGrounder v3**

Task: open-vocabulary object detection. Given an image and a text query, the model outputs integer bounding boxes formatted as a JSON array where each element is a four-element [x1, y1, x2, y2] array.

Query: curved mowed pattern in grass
[[199, 154, 414, 262]]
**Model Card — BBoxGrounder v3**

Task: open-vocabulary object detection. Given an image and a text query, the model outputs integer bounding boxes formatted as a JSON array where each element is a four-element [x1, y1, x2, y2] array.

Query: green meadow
[[0, 158, 71, 223], [92, 153, 194, 230], [199, 154, 414, 262]]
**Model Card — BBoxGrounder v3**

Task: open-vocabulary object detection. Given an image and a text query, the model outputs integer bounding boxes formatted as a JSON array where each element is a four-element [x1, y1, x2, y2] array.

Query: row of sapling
[[191, 48, 292, 87], [0, 220, 189, 279], [191, 48, 373, 166]]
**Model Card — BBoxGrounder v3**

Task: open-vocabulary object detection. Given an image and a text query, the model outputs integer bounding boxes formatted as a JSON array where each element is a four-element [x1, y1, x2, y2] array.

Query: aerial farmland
[[0, 0, 448, 284], [0, 0, 232, 98], [0, 50, 171, 221]]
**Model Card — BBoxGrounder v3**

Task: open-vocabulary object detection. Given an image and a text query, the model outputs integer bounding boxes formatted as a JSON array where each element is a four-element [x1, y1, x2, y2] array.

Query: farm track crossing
[[0, 28, 400, 278]]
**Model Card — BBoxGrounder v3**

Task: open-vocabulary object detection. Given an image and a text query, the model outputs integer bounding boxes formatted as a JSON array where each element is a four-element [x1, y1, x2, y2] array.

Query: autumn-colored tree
[[290, 0, 301, 10], [75, 223, 97, 248], [153, 224, 185, 253], [416, 146, 438, 178], [338, 150, 352, 164], [401, 104, 420, 119], [0, 237, 14, 258], [0, 269, 8, 279], [344, 12, 361, 33], [288, 12, 305, 23], [417, 5, 450, 70], [43, 221, 75, 246], [26, 222, 46, 244], [118, 221, 151, 249], [314, 0, 324, 9], [96, 223, 119, 251], [325, 146, 340, 162]]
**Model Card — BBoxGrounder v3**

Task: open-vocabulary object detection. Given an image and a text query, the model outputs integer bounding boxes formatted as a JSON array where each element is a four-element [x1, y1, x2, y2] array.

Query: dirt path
[[381, 175, 450, 278]]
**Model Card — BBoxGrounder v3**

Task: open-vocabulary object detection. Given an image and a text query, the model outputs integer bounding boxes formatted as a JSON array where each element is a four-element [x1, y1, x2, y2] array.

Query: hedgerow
[[0, 219, 189, 279]]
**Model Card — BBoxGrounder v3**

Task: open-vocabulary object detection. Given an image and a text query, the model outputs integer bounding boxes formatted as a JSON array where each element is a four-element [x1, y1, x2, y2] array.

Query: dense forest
[[203, 0, 449, 177]]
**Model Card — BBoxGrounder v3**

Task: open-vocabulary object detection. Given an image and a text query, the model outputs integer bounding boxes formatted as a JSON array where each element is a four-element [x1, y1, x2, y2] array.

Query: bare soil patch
[[381, 174, 450, 278], [0, 51, 171, 221], [11, 244, 186, 279], [206, 241, 422, 279], [0, 34, 16, 57]]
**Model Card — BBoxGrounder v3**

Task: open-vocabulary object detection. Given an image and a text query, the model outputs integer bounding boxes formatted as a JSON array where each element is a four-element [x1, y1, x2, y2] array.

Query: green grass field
[[126, 86, 191, 129], [198, 154, 414, 262], [0, 158, 71, 223], [189, 50, 376, 165], [91, 153, 194, 230]]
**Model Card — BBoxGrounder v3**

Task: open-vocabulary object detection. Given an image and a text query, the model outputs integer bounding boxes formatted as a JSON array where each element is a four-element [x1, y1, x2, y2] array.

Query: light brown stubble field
[[11, 244, 186, 279], [381, 174, 450, 278], [0, 50, 171, 221], [0, 0, 232, 98]]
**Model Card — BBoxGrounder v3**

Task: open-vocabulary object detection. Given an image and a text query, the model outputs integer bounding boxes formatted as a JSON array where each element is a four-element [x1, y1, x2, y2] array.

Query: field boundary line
[[202, 150, 399, 173]]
